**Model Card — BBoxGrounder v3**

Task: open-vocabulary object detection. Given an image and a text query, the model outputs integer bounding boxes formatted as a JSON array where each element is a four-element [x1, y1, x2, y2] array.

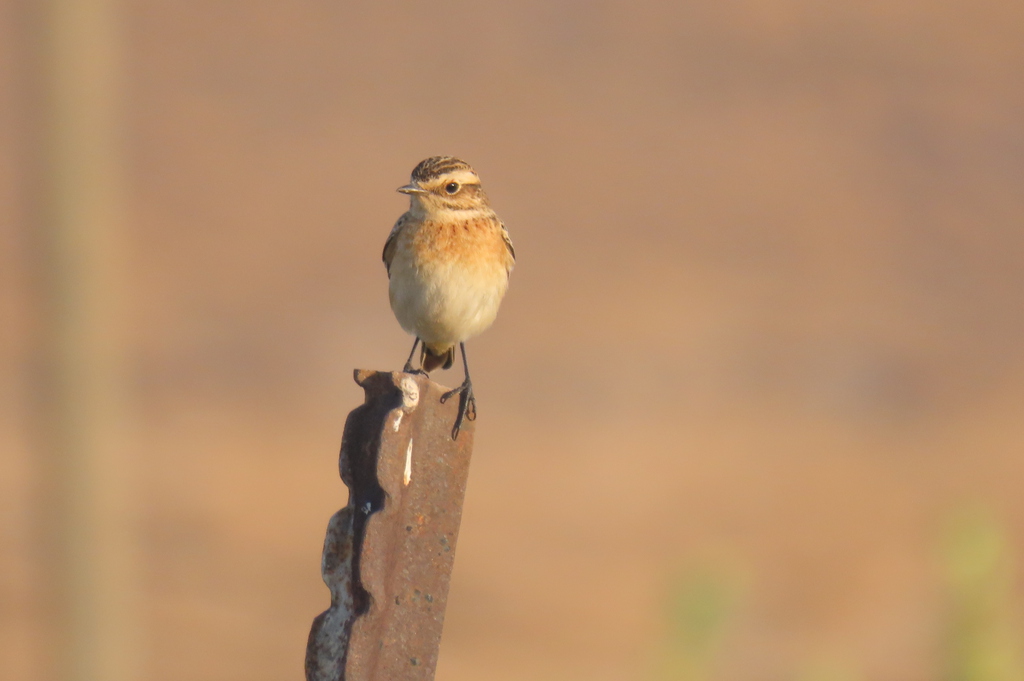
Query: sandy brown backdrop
[[2, 1, 1024, 680]]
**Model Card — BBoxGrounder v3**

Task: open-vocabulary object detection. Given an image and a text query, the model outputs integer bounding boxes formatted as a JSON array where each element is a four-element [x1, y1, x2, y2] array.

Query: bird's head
[[397, 156, 490, 215]]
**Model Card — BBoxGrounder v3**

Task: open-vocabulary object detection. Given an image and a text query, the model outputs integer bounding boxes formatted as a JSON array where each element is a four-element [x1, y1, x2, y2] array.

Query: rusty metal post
[[306, 370, 476, 681]]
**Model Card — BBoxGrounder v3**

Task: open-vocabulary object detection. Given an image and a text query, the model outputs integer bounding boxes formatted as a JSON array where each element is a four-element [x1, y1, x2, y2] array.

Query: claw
[[402, 362, 428, 376], [441, 380, 474, 440], [401, 338, 425, 375]]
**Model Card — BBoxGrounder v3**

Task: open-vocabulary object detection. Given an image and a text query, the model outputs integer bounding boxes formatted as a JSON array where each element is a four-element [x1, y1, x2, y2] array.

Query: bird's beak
[[397, 183, 427, 195]]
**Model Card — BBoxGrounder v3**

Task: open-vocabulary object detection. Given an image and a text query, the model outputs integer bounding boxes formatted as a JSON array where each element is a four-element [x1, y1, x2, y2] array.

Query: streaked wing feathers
[[382, 214, 408, 277], [500, 222, 515, 269]]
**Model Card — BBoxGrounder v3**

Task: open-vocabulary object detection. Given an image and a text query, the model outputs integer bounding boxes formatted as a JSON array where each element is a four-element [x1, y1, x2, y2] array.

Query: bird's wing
[[382, 213, 409, 277], [500, 221, 515, 273]]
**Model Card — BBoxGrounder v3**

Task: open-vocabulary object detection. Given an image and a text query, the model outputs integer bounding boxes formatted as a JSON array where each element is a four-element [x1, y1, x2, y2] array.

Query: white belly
[[388, 253, 508, 346]]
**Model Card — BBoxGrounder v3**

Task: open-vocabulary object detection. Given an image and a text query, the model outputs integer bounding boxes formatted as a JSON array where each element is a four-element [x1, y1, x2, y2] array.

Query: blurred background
[[2, 1, 1024, 680]]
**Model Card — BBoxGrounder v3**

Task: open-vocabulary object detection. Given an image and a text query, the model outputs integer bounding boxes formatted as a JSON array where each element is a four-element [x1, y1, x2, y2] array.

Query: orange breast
[[409, 218, 512, 273]]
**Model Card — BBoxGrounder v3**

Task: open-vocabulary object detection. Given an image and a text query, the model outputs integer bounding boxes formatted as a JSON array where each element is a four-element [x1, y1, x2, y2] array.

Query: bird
[[382, 156, 515, 439]]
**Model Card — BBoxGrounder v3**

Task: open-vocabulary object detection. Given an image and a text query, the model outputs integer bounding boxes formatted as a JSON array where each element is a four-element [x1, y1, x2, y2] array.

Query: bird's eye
[[445, 182, 460, 194]]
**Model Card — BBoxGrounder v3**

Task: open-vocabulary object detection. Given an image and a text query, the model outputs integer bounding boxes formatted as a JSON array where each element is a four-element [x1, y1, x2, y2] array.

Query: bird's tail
[[421, 344, 455, 373]]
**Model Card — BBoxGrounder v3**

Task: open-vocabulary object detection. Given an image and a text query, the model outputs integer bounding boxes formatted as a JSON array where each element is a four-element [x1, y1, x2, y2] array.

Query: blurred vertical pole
[[33, 1, 139, 680]]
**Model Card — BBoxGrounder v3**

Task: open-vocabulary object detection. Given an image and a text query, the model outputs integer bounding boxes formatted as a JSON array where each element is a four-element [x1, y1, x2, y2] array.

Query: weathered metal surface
[[306, 370, 476, 681]]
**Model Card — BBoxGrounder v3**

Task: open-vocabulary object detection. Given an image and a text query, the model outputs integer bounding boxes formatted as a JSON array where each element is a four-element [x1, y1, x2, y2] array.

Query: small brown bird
[[383, 156, 515, 438]]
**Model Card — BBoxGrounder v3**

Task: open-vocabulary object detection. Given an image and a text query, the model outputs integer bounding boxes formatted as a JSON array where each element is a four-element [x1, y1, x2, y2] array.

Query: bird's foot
[[402, 361, 429, 376], [440, 379, 476, 440]]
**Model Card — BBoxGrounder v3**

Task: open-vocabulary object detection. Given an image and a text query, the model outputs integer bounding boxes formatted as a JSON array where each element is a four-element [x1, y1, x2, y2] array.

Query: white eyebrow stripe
[[436, 170, 480, 186]]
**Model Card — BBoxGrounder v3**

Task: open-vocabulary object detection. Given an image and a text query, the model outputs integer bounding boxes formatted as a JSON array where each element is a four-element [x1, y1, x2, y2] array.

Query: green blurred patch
[[941, 506, 1024, 681], [651, 507, 1024, 681], [794, 659, 862, 681], [655, 562, 744, 681]]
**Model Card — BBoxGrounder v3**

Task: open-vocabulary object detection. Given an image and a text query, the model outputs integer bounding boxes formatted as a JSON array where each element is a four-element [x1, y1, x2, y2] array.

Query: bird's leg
[[402, 337, 427, 375], [440, 342, 476, 439]]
